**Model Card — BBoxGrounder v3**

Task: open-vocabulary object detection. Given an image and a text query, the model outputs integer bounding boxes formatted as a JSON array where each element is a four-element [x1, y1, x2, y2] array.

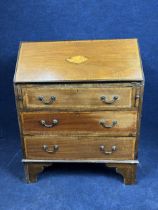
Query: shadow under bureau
[[14, 39, 144, 184]]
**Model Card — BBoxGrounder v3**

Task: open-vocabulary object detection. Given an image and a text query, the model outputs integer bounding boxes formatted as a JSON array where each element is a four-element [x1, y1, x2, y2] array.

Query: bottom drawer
[[24, 136, 136, 160]]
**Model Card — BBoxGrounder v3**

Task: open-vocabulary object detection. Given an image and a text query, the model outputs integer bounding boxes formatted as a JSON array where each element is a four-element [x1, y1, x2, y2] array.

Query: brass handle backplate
[[43, 144, 59, 153], [40, 119, 59, 128], [99, 145, 116, 155], [100, 96, 118, 104], [38, 96, 56, 105], [99, 119, 117, 128]]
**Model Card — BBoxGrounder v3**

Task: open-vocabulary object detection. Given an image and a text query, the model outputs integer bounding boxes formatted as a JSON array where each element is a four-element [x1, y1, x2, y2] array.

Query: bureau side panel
[[14, 84, 26, 158], [134, 82, 144, 158]]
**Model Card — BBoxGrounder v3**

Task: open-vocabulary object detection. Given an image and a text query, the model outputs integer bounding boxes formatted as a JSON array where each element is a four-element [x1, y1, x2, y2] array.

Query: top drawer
[[20, 85, 136, 111]]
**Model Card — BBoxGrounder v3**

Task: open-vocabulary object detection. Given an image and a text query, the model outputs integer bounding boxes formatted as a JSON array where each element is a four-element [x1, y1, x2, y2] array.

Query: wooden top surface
[[14, 39, 144, 83]]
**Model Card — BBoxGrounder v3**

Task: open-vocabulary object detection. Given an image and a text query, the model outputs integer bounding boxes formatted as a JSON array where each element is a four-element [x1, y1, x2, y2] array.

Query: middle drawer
[[21, 111, 137, 136]]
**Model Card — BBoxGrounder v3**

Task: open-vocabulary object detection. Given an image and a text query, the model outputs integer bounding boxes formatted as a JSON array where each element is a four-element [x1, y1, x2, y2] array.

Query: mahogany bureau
[[14, 39, 144, 184]]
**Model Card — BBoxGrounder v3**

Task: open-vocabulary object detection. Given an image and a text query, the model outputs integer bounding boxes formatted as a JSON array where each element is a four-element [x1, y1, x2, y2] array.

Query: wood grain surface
[[14, 39, 143, 83], [21, 111, 137, 136], [24, 136, 136, 160], [22, 86, 134, 110]]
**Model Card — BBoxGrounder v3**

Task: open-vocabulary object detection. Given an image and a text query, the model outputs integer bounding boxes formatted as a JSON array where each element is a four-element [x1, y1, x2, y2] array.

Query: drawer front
[[21, 86, 134, 110], [21, 111, 137, 136], [24, 136, 136, 160]]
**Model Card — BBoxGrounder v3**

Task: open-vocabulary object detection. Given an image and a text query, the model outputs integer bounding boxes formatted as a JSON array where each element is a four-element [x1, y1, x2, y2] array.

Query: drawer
[[21, 86, 135, 110], [24, 136, 136, 160], [21, 111, 137, 136]]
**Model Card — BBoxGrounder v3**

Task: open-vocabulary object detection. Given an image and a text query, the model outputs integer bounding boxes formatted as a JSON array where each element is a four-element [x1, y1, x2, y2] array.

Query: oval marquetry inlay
[[66, 55, 88, 64]]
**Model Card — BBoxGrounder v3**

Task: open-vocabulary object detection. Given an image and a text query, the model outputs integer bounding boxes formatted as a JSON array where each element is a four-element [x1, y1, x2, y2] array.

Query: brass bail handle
[[99, 119, 117, 128], [99, 145, 116, 155], [100, 96, 118, 104], [38, 96, 56, 105], [40, 119, 59, 128], [43, 144, 59, 153]]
